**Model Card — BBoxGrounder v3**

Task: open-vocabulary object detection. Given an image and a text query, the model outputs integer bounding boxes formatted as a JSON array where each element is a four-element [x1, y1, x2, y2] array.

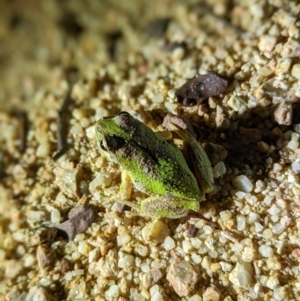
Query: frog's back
[[116, 124, 202, 201]]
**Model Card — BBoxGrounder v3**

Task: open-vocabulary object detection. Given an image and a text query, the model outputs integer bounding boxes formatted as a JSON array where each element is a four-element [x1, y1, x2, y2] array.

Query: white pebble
[[232, 175, 253, 192], [164, 236, 175, 251], [247, 212, 259, 223], [117, 235, 131, 246], [236, 191, 246, 199], [229, 261, 253, 288], [292, 162, 300, 173], [118, 254, 134, 269], [213, 162, 227, 178], [272, 223, 284, 235], [266, 275, 279, 289], [105, 285, 120, 300], [262, 228, 273, 240], [89, 173, 112, 193], [259, 245, 274, 257], [182, 241, 193, 253], [287, 140, 299, 150], [152, 93, 164, 103], [150, 285, 165, 301], [36, 143, 50, 158], [237, 215, 246, 231], [50, 208, 61, 224], [191, 254, 202, 264], [268, 205, 280, 215], [219, 210, 232, 221], [255, 222, 264, 232]]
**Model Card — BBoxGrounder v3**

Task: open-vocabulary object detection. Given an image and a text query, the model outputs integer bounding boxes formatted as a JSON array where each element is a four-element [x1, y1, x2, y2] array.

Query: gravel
[[1, 0, 300, 300]]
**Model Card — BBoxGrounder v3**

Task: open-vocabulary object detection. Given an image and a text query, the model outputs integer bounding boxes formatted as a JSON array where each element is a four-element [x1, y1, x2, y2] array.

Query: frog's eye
[[118, 112, 132, 131], [99, 141, 107, 151]]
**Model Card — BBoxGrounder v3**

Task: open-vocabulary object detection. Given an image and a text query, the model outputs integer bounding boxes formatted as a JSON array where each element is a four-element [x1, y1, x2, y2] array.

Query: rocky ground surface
[[0, 0, 300, 300]]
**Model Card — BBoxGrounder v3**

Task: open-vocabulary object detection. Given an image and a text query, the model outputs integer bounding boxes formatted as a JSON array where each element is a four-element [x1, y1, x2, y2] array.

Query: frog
[[95, 111, 214, 218]]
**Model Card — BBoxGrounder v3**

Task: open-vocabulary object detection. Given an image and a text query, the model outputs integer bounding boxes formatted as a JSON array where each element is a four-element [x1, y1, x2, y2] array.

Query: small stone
[[272, 100, 293, 125], [213, 162, 226, 178], [229, 261, 253, 288], [105, 285, 120, 300], [149, 285, 165, 301], [232, 175, 253, 192], [142, 220, 170, 243], [134, 245, 148, 257], [292, 64, 300, 80], [142, 268, 163, 289], [272, 223, 284, 235], [258, 245, 274, 257], [266, 275, 279, 289], [53, 204, 97, 241], [118, 254, 134, 269], [167, 260, 199, 297], [227, 95, 246, 112], [242, 245, 256, 262], [54, 161, 83, 198], [239, 127, 262, 143], [282, 39, 300, 57], [163, 236, 175, 251], [236, 215, 246, 231], [36, 244, 55, 270], [5, 259, 24, 279], [258, 35, 277, 52], [203, 286, 221, 301], [25, 286, 52, 301]]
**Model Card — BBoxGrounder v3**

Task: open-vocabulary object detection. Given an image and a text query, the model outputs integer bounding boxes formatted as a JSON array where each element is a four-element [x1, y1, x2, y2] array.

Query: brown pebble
[[142, 268, 163, 289], [166, 260, 199, 297], [175, 73, 228, 107], [36, 244, 55, 270], [53, 204, 97, 241]]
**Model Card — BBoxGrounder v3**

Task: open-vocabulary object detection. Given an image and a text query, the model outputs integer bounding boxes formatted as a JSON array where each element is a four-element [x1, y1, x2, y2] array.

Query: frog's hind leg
[[140, 196, 199, 219]]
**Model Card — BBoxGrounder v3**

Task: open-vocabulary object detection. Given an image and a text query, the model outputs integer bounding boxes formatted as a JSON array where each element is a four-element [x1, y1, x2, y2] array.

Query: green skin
[[95, 112, 214, 218]]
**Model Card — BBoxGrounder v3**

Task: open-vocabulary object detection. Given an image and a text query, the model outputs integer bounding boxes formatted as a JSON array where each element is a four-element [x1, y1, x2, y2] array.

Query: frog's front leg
[[119, 171, 132, 200]]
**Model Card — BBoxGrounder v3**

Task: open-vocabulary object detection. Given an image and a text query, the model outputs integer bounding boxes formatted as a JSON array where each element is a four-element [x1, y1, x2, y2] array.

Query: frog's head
[[95, 112, 135, 159]]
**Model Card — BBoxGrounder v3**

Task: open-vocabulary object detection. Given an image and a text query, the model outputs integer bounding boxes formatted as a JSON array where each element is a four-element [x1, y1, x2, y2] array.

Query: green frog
[[95, 111, 214, 218]]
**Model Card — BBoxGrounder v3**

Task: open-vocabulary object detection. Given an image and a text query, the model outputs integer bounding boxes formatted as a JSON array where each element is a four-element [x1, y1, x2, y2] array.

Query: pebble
[[36, 244, 55, 270], [292, 162, 300, 173], [213, 162, 226, 178], [5, 259, 24, 279], [272, 100, 293, 125], [142, 268, 163, 289], [232, 175, 253, 192], [150, 285, 165, 301], [142, 220, 170, 243], [163, 236, 175, 251], [25, 286, 52, 301], [104, 285, 120, 300], [291, 64, 300, 80], [203, 286, 221, 301], [166, 260, 199, 297], [258, 35, 277, 52], [118, 254, 134, 269], [242, 245, 256, 262], [236, 215, 246, 231], [266, 275, 279, 289], [282, 39, 300, 57], [229, 261, 253, 288], [258, 245, 274, 257]]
